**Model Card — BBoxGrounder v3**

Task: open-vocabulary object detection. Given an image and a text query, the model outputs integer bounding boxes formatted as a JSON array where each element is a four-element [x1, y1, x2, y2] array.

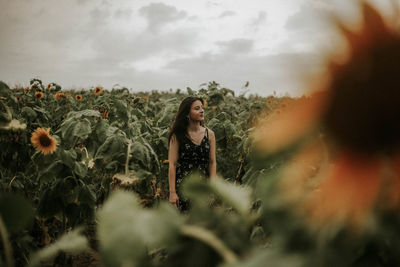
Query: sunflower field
[[3, 2, 400, 267], [0, 77, 292, 266]]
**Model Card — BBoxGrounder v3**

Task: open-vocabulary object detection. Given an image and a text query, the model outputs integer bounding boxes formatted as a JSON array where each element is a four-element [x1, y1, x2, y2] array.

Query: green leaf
[[95, 135, 126, 160], [94, 119, 110, 143], [67, 109, 100, 119], [59, 118, 92, 146], [74, 161, 87, 178], [160, 136, 168, 150], [0, 81, 10, 97], [21, 107, 37, 120], [78, 185, 96, 206], [38, 172, 57, 183], [183, 175, 252, 217], [38, 160, 64, 183], [223, 249, 303, 267], [208, 118, 225, 142], [114, 99, 129, 121], [97, 191, 183, 266], [0, 111, 11, 125], [130, 141, 150, 168], [29, 228, 88, 267], [223, 120, 236, 139], [0, 193, 34, 234], [58, 149, 77, 169], [37, 188, 64, 217], [187, 87, 195, 95], [210, 176, 252, 217]]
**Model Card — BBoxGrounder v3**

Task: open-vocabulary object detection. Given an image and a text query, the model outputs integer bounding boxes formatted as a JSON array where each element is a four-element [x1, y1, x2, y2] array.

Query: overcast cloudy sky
[[0, 0, 397, 96]]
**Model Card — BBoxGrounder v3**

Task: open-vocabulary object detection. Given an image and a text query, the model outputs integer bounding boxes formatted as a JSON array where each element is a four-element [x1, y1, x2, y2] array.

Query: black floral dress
[[176, 127, 210, 212]]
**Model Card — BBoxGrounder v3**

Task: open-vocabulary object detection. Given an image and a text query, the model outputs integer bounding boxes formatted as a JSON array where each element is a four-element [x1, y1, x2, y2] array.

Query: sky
[[0, 0, 398, 97]]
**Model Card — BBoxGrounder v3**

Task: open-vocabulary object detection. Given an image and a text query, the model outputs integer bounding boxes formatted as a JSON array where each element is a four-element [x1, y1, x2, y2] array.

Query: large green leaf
[[37, 160, 65, 183], [208, 118, 225, 142], [183, 175, 252, 218], [209, 176, 252, 217], [58, 149, 77, 169], [0, 193, 34, 234], [78, 185, 96, 206], [95, 135, 126, 160], [114, 99, 130, 122], [223, 120, 236, 139], [29, 228, 88, 267], [97, 191, 183, 266], [66, 109, 100, 119], [21, 107, 37, 120], [0, 80, 10, 97], [59, 118, 92, 146], [131, 141, 151, 169], [74, 161, 87, 178]]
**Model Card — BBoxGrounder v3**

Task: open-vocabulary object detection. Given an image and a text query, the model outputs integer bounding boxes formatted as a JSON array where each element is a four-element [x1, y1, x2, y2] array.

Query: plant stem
[[62, 212, 66, 233], [0, 216, 14, 267], [181, 225, 238, 264], [8, 176, 17, 189], [82, 147, 89, 159], [125, 140, 132, 175]]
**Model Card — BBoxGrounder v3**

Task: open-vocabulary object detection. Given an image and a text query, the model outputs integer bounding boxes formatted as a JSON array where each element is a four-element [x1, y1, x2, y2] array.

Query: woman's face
[[188, 100, 204, 122]]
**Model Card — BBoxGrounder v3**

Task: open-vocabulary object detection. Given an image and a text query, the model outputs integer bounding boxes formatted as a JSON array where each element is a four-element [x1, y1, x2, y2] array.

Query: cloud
[[216, 39, 254, 55], [205, 1, 222, 8], [218, 10, 236, 18], [282, 2, 342, 53], [0, 0, 202, 90], [284, 4, 326, 32], [138, 3, 188, 34], [0, 0, 329, 97], [245, 10, 267, 33], [113, 8, 133, 19], [251, 11, 267, 26], [163, 47, 322, 96]]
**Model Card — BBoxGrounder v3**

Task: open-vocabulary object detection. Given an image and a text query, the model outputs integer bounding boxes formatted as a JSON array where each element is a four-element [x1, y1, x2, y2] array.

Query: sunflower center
[[324, 37, 400, 155], [39, 134, 52, 147]]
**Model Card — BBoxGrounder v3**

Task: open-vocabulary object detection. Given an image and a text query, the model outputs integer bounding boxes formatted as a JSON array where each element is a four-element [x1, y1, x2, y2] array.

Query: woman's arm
[[208, 129, 217, 180], [168, 134, 179, 207]]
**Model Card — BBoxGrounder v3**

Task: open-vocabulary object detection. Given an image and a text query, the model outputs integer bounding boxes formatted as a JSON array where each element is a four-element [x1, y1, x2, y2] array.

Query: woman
[[167, 96, 217, 212]]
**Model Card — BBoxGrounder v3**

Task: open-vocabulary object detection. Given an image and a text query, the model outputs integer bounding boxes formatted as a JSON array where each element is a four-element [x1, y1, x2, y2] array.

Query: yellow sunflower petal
[[30, 127, 58, 155]]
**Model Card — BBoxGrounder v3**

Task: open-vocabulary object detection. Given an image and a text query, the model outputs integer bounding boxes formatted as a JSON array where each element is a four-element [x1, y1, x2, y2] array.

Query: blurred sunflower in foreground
[[30, 127, 58, 155], [252, 3, 400, 232]]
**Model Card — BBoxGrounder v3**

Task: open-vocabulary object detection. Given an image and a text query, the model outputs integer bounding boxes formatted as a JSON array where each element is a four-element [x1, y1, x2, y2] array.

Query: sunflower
[[75, 94, 83, 101], [54, 92, 64, 99], [98, 108, 108, 119], [15, 95, 22, 102], [252, 3, 400, 231], [94, 86, 103, 96], [54, 92, 70, 100], [30, 128, 58, 155], [34, 91, 44, 99], [24, 87, 30, 94], [203, 99, 208, 108]]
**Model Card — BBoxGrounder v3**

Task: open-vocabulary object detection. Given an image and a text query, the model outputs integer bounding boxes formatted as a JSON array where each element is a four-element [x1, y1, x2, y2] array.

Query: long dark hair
[[168, 96, 205, 146]]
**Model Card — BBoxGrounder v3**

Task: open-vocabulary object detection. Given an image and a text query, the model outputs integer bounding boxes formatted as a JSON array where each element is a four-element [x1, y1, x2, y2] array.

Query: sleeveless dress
[[176, 127, 210, 212]]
